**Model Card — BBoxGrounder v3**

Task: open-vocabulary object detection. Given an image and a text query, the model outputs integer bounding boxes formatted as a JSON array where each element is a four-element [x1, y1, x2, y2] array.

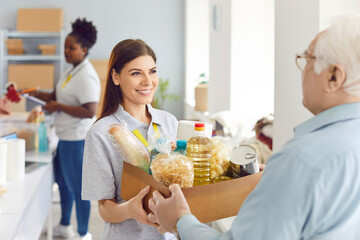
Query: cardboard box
[[17, 8, 63, 32], [8, 64, 54, 89], [195, 83, 208, 112], [5, 39, 23, 55], [121, 161, 262, 223], [9, 95, 26, 113], [38, 44, 56, 55], [90, 59, 109, 118]]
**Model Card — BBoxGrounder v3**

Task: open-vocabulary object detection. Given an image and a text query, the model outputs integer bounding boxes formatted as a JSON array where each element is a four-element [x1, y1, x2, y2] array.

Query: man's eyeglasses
[[295, 53, 316, 71]]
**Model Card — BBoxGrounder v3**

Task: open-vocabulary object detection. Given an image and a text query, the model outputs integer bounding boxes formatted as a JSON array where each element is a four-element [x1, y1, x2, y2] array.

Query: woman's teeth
[[137, 90, 151, 94]]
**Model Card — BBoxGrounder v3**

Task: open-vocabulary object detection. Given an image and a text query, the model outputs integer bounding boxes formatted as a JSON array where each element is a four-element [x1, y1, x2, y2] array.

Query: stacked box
[[8, 64, 54, 89], [17, 8, 63, 32], [5, 39, 23, 55], [38, 44, 56, 55]]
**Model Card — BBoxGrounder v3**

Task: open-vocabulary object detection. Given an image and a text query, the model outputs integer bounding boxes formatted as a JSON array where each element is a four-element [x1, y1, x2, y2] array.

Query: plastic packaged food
[[151, 152, 194, 188], [148, 137, 173, 174], [210, 136, 230, 180], [108, 124, 150, 172]]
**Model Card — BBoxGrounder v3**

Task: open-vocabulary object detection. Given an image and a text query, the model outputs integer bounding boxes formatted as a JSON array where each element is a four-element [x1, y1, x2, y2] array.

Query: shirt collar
[[146, 104, 164, 126], [112, 104, 164, 132], [67, 58, 89, 76], [294, 103, 360, 137]]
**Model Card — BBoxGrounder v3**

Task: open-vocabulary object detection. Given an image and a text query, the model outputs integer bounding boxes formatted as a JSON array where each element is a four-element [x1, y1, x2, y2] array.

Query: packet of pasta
[[108, 123, 150, 173], [210, 136, 231, 180], [151, 152, 194, 188]]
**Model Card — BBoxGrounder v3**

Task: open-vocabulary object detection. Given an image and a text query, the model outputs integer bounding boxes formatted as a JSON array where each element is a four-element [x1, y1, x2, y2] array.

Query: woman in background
[[33, 18, 100, 240], [82, 39, 178, 239]]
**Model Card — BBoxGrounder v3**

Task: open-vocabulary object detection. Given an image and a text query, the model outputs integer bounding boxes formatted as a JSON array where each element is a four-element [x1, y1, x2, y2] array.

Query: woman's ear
[[326, 64, 346, 93], [112, 68, 120, 85], [82, 46, 88, 56]]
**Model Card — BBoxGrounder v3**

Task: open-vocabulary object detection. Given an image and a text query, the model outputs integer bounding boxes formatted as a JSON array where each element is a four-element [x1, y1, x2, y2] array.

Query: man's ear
[[112, 69, 120, 85], [326, 64, 346, 93]]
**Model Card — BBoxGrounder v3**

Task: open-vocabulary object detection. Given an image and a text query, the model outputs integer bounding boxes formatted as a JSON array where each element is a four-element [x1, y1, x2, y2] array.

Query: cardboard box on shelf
[[38, 44, 56, 55], [8, 64, 54, 89], [17, 8, 63, 32], [121, 161, 262, 223], [195, 83, 208, 112], [90, 59, 109, 118], [5, 39, 23, 55]]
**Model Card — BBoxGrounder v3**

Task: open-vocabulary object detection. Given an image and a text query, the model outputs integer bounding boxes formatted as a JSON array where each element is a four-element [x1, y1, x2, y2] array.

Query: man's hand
[[148, 184, 191, 233], [259, 163, 266, 171], [43, 100, 59, 113]]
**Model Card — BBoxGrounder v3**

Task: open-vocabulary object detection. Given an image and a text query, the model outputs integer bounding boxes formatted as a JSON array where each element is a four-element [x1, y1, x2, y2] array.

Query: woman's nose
[[142, 74, 152, 85]]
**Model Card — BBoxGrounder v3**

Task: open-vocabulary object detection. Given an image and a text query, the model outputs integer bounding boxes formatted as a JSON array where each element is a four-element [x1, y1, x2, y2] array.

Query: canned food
[[230, 145, 259, 178]]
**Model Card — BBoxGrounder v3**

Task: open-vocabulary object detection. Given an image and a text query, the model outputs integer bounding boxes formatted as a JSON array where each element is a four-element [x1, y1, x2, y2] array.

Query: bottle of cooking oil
[[186, 123, 212, 186]]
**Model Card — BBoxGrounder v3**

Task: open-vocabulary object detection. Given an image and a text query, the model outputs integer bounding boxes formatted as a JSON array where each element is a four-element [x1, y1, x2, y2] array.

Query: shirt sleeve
[[177, 148, 317, 240], [77, 72, 101, 105], [82, 128, 116, 200]]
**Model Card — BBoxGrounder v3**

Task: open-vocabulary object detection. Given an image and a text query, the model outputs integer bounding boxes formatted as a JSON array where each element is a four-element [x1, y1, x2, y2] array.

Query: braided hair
[[69, 18, 97, 55]]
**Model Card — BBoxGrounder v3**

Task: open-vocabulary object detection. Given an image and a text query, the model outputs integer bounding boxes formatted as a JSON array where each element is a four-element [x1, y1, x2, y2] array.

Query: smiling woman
[[82, 39, 178, 240], [111, 55, 159, 118]]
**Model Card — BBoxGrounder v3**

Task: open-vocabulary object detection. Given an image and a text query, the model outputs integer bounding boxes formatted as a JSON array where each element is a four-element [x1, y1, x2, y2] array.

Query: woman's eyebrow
[[128, 68, 142, 72]]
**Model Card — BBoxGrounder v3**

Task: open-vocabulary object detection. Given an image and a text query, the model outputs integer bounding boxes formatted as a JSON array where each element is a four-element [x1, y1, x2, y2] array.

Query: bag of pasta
[[210, 136, 231, 180], [151, 152, 194, 188], [108, 123, 150, 173]]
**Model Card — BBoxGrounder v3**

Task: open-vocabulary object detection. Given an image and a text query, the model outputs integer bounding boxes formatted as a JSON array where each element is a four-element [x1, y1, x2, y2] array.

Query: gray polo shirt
[[82, 104, 178, 240]]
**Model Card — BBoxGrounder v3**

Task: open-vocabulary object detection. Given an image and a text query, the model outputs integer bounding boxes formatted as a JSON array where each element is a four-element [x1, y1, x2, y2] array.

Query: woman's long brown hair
[[97, 39, 156, 121]]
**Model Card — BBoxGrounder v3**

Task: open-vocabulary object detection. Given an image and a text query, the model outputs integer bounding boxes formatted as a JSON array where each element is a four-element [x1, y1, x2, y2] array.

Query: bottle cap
[[176, 140, 187, 148], [195, 123, 205, 131]]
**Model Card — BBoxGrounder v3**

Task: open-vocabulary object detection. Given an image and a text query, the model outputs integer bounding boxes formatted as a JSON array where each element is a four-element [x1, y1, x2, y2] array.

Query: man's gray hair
[[314, 13, 360, 97]]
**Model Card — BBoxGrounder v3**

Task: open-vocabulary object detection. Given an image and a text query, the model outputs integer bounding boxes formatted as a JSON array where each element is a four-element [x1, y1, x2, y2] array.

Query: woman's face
[[64, 35, 87, 66], [113, 55, 158, 107]]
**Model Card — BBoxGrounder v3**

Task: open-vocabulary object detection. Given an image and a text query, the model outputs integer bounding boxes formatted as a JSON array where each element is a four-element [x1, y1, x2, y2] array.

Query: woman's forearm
[[35, 91, 54, 102], [98, 199, 131, 223]]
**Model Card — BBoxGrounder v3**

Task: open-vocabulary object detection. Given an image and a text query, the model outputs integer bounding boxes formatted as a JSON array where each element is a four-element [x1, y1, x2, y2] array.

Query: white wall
[[208, 0, 232, 114], [208, 0, 274, 120], [231, 0, 274, 121], [274, 0, 318, 151], [185, 0, 210, 105], [0, 0, 185, 118], [319, 0, 360, 30]]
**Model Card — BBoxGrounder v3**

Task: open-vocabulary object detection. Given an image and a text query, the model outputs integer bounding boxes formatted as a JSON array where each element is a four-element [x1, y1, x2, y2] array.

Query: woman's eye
[[131, 72, 141, 76], [150, 69, 157, 74]]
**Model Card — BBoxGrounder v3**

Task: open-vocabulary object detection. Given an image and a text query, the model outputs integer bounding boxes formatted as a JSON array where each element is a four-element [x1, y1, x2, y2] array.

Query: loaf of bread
[[108, 124, 150, 172]]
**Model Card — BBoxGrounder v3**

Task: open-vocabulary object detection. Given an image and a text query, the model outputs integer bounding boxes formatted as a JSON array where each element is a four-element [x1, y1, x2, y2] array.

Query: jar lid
[[195, 122, 205, 131], [176, 140, 187, 148], [230, 145, 257, 165]]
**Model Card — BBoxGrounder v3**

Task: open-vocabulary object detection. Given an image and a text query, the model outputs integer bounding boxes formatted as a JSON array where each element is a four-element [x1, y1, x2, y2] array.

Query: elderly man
[[148, 14, 360, 239]]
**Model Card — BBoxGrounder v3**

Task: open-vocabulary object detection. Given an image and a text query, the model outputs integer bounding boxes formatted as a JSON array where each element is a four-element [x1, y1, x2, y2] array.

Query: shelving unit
[[0, 29, 65, 107]]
